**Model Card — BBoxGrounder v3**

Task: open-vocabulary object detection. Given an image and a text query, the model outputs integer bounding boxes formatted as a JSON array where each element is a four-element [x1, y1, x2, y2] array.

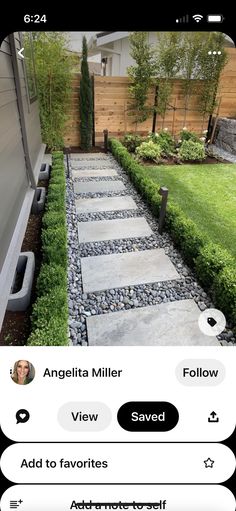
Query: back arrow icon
[[18, 48, 24, 59]]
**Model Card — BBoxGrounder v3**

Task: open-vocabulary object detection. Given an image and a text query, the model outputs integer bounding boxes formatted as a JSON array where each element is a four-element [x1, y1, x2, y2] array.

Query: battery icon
[[207, 14, 224, 23]]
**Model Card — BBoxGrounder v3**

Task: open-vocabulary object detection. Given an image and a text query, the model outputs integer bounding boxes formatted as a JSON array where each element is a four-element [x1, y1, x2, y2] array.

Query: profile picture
[[11, 360, 35, 385]]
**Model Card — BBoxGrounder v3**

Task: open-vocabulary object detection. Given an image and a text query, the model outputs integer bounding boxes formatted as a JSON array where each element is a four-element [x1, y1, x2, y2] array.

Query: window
[[23, 32, 37, 102]]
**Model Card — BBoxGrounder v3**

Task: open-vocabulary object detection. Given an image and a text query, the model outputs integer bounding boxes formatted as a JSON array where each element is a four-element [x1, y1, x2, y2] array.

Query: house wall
[[109, 33, 158, 76], [0, 33, 44, 331], [0, 36, 30, 273]]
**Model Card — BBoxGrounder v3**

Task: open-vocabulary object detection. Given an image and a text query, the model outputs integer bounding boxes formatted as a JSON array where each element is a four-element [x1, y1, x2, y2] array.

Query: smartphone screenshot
[[0, 7, 235, 511]]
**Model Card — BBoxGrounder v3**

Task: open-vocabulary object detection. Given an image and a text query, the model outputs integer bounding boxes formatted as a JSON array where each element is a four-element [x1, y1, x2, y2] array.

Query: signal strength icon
[[193, 14, 203, 22], [176, 14, 189, 23]]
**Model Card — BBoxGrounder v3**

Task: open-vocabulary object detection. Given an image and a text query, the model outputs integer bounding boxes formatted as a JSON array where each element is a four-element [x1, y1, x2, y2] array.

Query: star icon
[[204, 457, 215, 468]]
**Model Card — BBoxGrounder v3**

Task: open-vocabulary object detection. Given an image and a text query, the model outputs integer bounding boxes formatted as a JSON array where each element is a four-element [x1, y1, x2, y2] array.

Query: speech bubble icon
[[16, 409, 30, 424]]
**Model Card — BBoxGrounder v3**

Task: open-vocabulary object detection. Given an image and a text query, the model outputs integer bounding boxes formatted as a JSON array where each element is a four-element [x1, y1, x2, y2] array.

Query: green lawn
[[144, 163, 236, 259]]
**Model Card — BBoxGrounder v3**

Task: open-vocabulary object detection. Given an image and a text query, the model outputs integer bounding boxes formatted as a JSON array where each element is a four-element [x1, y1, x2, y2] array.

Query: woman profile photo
[[11, 360, 35, 385]]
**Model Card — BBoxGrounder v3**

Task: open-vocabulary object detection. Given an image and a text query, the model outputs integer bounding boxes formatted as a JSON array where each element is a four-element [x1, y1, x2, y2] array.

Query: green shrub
[[136, 140, 162, 161], [179, 140, 206, 161], [147, 130, 176, 156], [195, 243, 235, 289], [170, 212, 206, 265], [179, 129, 201, 143], [36, 263, 67, 295], [50, 165, 65, 178], [50, 174, 65, 185], [213, 265, 236, 324], [27, 318, 68, 346], [80, 36, 93, 150], [42, 226, 67, 266], [46, 194, 65, 212], [122, 133, 143, 152], [52, 151, 64, 159], [31, 288, 68, 328], [31, 31, 74, 150], [27, 151, 68, 346], [42, 211, 66, 229], [47, 182, 66, 199]]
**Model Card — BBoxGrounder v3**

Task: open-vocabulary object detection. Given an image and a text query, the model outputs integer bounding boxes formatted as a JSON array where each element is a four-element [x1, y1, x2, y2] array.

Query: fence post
[[104, 129, 108, 153], [158, 186, 168, 234]]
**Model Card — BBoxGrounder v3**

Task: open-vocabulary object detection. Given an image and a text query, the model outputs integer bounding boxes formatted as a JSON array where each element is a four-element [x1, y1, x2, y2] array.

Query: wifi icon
[[193, 14, 203, 22]]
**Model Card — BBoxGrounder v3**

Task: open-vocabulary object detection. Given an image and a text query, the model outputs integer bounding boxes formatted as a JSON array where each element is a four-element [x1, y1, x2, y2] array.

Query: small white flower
[[164, 127, 169, 131], [200, 137, 205, 141], [202, 129, 208, 134], [178, 139, 182, 143], [182, 127, 187, 131]]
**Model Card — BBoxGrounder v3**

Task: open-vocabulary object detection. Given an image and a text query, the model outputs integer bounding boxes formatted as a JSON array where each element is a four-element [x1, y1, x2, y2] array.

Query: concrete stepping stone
[[72, 168, 118, 178], [74, 180, 125, 194], [72, 160, 113, 168], [71, 153, 107, 159], [81, 248, 180, 293], [78, 217, 153, 243], [86, 299, 219, 346], [76, 196, 138, 213]]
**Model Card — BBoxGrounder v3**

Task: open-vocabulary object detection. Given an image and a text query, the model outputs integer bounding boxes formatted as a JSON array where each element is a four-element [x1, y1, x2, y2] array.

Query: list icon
[[10, 501, 23, 509]]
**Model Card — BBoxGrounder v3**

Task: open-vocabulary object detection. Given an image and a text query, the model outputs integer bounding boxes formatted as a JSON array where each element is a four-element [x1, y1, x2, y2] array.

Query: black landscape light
[[158, 186, 169, 234]]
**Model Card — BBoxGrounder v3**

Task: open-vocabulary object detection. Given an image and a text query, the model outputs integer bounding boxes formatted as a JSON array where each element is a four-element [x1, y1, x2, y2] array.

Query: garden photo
[[0, 31, 235, 346]]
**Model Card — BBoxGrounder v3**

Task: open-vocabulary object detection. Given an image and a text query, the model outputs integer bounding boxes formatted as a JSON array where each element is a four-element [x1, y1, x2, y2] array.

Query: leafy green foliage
[[195, 243, 235, 288], [168, 210, 206, 265], [128, 32, 155, 123], [136, 140, 162, 161], [179, 140, 206, 161], [30, 33, 75, 150], [37, 263, 67, 295], [213, 265, 236, 324], [80, 36, 93, 150], [155, 33, 184, 117], [197, 32, 228, 114], [179, 129, 201, 143], [127, 32, 228, 127], [27, 318, 68, 346], [27, 151, 68, 346], [122, 133, 142, 152], [147, 130, 175, 156]]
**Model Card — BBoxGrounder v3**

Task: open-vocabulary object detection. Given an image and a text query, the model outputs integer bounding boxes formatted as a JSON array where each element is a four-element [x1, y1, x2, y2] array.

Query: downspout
[[9, 33, 37, 189]]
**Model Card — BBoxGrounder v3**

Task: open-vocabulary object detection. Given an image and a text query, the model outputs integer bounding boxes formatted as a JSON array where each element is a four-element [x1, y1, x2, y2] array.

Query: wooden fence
[[64, 48, 236, 147], [64, 73, 81, 147]]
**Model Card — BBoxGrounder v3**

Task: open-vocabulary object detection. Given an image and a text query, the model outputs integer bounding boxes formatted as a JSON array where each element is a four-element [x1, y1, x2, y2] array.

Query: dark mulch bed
[[0, 181, 47, 346]]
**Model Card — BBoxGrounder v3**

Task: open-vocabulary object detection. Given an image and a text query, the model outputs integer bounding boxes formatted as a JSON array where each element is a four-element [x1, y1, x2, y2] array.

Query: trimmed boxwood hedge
[[109, 138, 236, 328], [27, 151, 69, 346]]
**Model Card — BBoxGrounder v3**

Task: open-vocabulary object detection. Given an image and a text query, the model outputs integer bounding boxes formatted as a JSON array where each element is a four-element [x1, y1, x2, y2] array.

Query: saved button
[[117, 401, 179, 431]]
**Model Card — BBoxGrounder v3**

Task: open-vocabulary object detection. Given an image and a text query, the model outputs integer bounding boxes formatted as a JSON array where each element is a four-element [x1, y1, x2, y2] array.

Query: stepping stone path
[[69, 153, 219, 346], [73, 168, 117, 178], [74, 180, 125, 193], [76, 196, 138, 213], [87, 300, 219, 346], [81, 249, 180, 293], [78, 217, 153, 243]]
